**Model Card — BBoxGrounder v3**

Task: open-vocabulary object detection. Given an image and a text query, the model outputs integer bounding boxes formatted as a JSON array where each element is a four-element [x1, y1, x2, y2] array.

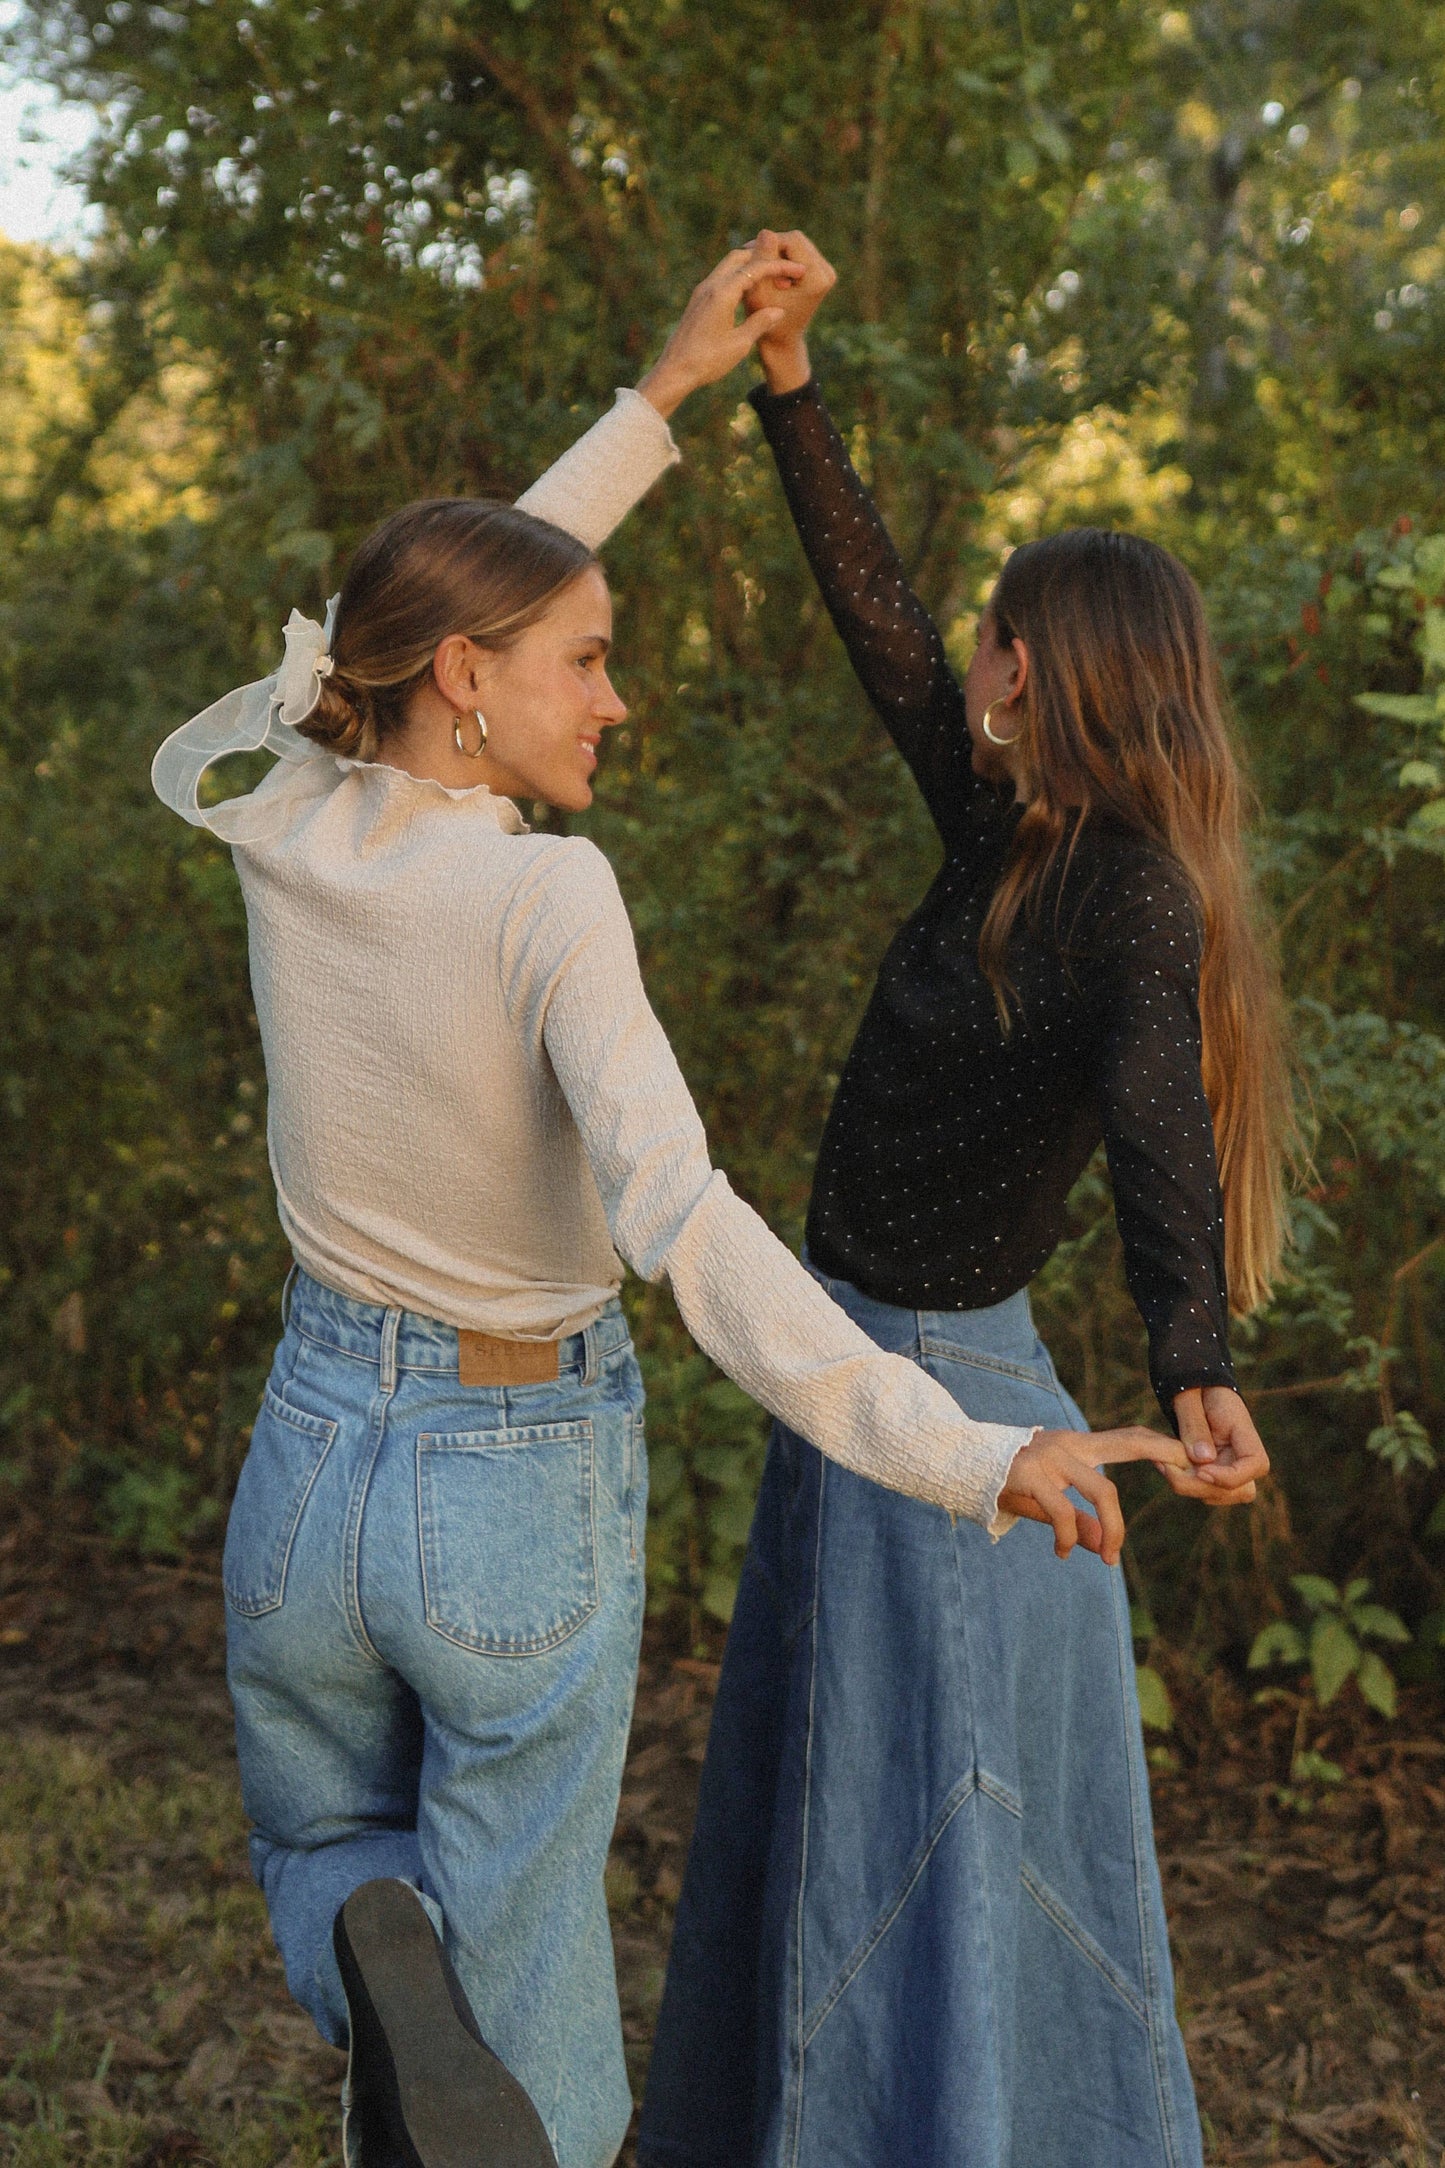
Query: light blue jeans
[[224, 1269, 647, 2168]]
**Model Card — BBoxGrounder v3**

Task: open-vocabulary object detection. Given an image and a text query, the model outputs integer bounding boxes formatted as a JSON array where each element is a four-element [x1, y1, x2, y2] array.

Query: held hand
[[1161, 1385, 1269, 1507], [635, 243, 806, 420], [998, 1425, 1193, 1568], [742, 228, 838, 394]]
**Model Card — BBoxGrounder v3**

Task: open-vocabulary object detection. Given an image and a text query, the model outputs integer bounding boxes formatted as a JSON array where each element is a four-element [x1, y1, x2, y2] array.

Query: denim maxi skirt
[[638, 1267, 1202, 2168], [224, 1269, 648, 2168]]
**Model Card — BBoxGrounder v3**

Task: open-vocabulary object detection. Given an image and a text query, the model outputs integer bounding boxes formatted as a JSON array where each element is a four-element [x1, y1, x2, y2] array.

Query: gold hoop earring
[[981, 697, 1022, 748], [453, 709, 488, 759]]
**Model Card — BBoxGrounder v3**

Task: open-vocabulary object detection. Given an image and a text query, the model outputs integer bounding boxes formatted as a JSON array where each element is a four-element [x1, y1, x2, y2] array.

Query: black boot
[[334, 1878, 559, 2168]]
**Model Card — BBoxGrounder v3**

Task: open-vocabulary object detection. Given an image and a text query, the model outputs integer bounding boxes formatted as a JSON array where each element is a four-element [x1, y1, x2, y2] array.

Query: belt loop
[[379, 1307, 401, 1395], [280, 1261, 298, 1330], [581, 1317, 600, 1389]]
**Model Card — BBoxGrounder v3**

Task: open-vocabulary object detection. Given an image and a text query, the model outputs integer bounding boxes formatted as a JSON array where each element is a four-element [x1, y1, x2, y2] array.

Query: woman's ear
[[1007, 636, 1030, 704], [432, 634, 493, 712]]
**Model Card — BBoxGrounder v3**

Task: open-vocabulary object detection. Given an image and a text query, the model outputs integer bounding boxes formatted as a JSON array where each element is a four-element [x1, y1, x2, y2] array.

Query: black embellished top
[[750, 378, 1234, 1413]]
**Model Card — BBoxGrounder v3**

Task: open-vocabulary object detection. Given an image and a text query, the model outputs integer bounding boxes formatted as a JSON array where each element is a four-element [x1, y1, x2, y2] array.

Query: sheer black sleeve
[[750, 378, 990, 852], [1084, 851, 1236, 1415]]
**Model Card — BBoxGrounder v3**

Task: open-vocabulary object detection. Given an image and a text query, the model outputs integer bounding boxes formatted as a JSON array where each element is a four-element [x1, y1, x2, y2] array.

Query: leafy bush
[[1248, 1575, 1411, 1717], [2, 1, 1445, 1656]]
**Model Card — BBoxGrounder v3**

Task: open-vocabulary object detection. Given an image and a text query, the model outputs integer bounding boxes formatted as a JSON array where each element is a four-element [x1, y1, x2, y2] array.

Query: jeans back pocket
[[224, 1388, 338, 1618], [417, 1418, 598, 1656]]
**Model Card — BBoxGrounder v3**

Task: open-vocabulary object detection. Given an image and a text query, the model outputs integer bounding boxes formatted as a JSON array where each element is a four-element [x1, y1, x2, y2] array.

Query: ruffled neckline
[[334, 755, 530, 833]]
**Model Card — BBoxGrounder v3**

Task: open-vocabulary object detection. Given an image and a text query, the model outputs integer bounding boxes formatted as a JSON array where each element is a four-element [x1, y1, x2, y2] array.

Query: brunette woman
[[637, 236, 1281, 2168], [151, 247, 1186, 2168]]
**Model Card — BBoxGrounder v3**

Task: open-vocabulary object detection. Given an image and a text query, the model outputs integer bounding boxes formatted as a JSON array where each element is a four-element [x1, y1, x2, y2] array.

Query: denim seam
[[800, 1767, 984, 2050], [292, 1323, 386, 1370], [342, 1328, 400, 1667], [342, 1411, 392, 1668], [781, 1597, 819, 1658], [1113, 1569, 1187, 2164], [627, 1410, 648, 1563], [940, 1471, 1014, 2139], [625, 1413, 637, 1563], [271, 1330, 303, 1400], [225, 1392, 337, 1618], [1019, 1861, 1150, 2026], [379, 1307, 400, 1394], [976, 1768, 1023, 1818], [917, 1341, 1054, 1386], [784, 1455, 826, 2168]]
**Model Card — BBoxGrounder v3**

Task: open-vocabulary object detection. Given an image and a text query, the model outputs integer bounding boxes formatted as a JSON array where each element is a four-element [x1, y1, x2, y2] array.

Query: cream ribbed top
[[163, 390, 1032, 1528]]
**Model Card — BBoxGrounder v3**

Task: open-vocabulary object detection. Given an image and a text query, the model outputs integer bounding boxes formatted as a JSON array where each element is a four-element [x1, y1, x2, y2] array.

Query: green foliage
[[1249, 1574, 1411, 1714], [1135, 1664, 1175, 1733], [1, 0, 1445, 1641], [1131, 1601, 1174, 1732], [1292, 1749, 1345, 1786], [1367, 1410, 1436, 1474]]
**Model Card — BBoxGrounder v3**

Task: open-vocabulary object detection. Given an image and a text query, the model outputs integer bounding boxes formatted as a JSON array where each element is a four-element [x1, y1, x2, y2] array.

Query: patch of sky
[[0, 10, 102, 248]]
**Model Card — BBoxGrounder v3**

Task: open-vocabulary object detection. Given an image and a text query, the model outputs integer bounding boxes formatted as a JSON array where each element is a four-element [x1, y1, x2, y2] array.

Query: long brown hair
[[300, 499, 596, 761], [981, 527, 1290, 1315]]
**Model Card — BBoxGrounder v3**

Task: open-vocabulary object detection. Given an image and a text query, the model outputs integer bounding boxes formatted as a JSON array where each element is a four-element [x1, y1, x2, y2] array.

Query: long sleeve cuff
[[748, 376, 820, 422], [1152, 1357, 1238, 1423], [663, 1173, 1033, 1533], [516, 388, 681, 550]]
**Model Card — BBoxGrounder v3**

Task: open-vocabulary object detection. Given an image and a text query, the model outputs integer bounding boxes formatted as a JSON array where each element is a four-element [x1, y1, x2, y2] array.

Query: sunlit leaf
[[1134, 1664, 1174, 1732], [700, 1570, 738, 1625], [1291, 1574, 1342, 1612], [1350, 1602, 1411, 1644], [1309, 1615, 1360, 1705], [1355, 692, 1439, 722], [1248, 1621, 1305, 1668], [1290, 1749, 1345, 1786], [1355, 1650, 1398, 1717]]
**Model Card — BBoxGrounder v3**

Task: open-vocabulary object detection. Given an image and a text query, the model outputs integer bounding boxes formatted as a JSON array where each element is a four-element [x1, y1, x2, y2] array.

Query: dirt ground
[[2, 1515, 1444, 2167]]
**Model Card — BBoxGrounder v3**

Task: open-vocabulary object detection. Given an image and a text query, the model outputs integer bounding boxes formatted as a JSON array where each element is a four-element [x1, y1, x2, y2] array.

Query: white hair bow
[[276, 602, 337, 723], [150, 598, 341, 844]]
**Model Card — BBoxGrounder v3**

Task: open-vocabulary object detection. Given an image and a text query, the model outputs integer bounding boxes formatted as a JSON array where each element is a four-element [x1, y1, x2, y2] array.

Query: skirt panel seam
[[800, 1767, 984, 2050], [1112, 1569, 1188, 2165], [1019, 1862, 1150, 2025], [976, 1768, 1023, 1819]]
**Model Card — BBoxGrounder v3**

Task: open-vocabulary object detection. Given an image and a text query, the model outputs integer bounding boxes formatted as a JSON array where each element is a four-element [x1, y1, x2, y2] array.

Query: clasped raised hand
[[742, 228, 838, 393], [636, 240, 807, 419]]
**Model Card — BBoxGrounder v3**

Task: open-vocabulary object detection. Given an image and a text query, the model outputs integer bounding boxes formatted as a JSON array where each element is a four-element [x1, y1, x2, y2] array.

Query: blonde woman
[[152, 246, 1193, 2168]]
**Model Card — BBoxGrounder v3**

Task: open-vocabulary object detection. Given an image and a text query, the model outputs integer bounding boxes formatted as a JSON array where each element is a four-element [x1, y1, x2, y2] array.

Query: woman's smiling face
[[467, 566, 628, 811]]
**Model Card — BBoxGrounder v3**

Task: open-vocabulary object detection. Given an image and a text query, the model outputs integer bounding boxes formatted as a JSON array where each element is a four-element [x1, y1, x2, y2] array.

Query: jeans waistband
[[284, 1266, 630, 1384]]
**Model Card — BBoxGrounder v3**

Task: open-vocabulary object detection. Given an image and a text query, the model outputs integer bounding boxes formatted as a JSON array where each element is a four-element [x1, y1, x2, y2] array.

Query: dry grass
[[2, 1521, 1445, 2165]]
